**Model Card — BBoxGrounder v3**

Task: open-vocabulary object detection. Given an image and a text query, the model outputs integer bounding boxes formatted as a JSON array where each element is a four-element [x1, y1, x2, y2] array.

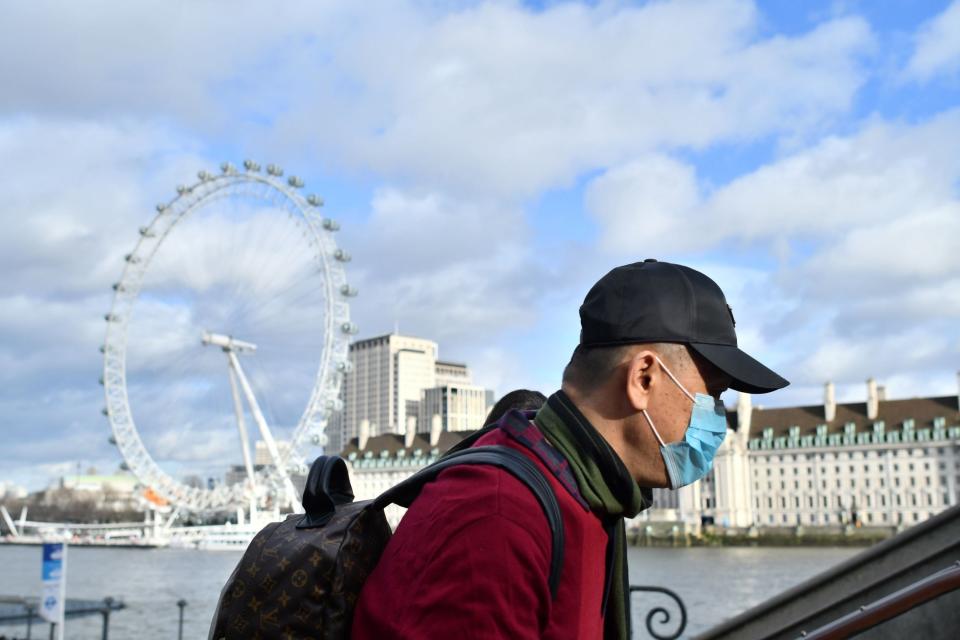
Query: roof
[[435, 360, 468, 369], [340, 430, 476, 457], [744, 395, 959, 439]]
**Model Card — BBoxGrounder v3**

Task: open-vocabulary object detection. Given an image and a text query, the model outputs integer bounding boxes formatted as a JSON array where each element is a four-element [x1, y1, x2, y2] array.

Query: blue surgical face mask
[[641, 357, 728, 489]]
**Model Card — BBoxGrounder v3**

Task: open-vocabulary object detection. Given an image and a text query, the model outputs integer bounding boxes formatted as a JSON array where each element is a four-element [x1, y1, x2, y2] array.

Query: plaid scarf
[[535, 391, 650, 640]]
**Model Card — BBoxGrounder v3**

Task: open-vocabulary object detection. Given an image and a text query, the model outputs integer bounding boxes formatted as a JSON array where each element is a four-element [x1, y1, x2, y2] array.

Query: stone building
[[344, 377, 960, 532], [328, 334, 492, 453]]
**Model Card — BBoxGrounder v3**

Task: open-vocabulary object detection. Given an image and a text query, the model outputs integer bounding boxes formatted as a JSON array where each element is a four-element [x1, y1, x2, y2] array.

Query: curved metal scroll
[[629, 585, 687, 640]]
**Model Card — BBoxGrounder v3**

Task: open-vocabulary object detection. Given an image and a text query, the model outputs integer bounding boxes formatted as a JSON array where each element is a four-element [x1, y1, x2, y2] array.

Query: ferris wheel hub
[[202, 332, 257, 353]]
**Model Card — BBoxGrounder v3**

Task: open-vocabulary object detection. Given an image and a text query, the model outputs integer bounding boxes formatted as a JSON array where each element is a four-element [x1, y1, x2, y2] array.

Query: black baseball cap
[[579, 259, 788, 394]]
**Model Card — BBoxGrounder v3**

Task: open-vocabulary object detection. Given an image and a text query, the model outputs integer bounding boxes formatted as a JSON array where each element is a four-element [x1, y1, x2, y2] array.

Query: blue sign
[[40, 542, 66, 638]]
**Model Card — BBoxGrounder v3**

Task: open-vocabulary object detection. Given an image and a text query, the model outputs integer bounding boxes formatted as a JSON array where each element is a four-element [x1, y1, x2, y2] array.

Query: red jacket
[[351, 427, 609, 639]]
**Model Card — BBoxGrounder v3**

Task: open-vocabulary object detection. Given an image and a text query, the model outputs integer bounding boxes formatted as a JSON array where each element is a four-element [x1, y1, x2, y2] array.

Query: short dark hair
[[562, 342, 690, 393], [484, 389, 547, 425], [561, 345, 633, 393]]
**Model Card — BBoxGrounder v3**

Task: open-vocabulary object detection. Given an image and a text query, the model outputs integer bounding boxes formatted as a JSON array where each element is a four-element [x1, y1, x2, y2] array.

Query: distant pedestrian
[[484, 388, 547, 424], [352, 260, 788, 639]]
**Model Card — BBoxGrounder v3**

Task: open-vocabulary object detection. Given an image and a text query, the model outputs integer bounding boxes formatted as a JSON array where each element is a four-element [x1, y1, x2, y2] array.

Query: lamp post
[[177, 599, 187, 640]]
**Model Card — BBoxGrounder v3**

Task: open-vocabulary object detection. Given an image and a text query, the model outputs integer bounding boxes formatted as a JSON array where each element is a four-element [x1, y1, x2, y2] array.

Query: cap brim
[[688, 342, 789, 394]]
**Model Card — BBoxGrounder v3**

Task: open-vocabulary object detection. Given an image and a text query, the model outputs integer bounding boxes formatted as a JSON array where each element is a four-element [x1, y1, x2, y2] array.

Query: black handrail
[[629, 585, 687, 640], [796, 561, 960, 639]]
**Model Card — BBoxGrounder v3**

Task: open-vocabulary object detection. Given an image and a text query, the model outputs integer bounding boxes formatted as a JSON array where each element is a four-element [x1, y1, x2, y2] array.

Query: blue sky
[[2, 0, 960, 491]]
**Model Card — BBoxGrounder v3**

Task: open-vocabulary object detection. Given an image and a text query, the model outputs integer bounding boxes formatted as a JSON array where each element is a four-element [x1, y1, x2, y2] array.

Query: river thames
[[0, 545, 860, 638]]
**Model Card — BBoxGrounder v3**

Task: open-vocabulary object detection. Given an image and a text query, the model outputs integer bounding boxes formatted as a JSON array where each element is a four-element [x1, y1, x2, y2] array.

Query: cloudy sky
[[2, 0, 959, 490]]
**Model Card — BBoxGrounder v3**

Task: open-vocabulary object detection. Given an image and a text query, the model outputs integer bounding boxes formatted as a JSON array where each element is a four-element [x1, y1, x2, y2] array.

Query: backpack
[[209, 445, 565, 640]]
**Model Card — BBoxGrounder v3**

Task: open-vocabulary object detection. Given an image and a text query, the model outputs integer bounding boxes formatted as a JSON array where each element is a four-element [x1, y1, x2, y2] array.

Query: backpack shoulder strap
[[374, 445, 565, 599]]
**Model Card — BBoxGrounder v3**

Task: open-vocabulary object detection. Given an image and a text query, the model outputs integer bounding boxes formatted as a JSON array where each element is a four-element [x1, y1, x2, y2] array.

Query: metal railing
[[795, 561, 960, 639], [0, 597, 125, 639], [630, 585, 687, 639]]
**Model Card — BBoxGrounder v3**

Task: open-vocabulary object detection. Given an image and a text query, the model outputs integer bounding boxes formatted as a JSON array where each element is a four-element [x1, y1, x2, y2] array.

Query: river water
[[0, 544, 859, 639]]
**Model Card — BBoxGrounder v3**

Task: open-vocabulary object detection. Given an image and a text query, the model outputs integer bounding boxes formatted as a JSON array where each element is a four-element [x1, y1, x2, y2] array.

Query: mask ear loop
[[654, 356, 696, 402], [641, 410, 666, 447]]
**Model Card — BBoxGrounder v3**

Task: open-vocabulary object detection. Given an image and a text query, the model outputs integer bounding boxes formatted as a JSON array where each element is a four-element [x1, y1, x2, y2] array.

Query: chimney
[[358, 419, 370, 450], [824, 382, 836, 422], [736, 392, 752, 435], [877, 385, 887, 401], [866, 378, 879, 420], [404, 415, 416, 448], [429, 414, 442, 447]]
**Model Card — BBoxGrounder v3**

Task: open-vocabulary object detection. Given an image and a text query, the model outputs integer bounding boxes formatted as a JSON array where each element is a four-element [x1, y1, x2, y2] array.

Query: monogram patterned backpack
[[209, 445, 565, 639]]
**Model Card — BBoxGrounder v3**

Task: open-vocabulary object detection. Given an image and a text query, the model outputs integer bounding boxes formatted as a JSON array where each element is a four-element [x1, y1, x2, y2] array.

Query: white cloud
[[0, 1, 874, 198], [905, 0, 960, 81], [585, 109, 960, 397], [585, 155, 705, 253]]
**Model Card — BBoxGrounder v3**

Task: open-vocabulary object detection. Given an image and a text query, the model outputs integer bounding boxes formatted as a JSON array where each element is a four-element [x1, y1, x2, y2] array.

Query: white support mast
[[227, 366, 256, 485], [203, 332, 303, 513]]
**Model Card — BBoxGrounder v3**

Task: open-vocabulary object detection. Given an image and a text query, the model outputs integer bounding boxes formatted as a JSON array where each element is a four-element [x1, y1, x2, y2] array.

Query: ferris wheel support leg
[[227, 351, 303, 513], [228, 367, 256, 485]]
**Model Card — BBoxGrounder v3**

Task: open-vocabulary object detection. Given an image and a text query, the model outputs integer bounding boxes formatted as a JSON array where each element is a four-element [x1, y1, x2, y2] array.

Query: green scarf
[[535, 391, 650, 640]]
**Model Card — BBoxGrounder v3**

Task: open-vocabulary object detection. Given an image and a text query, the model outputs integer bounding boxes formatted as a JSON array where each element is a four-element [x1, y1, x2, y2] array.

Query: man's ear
[[625, 350, 656, 412]]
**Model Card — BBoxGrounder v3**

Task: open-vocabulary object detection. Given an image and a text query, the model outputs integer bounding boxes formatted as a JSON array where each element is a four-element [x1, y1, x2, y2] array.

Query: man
[[352, 259, 788, 639]]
